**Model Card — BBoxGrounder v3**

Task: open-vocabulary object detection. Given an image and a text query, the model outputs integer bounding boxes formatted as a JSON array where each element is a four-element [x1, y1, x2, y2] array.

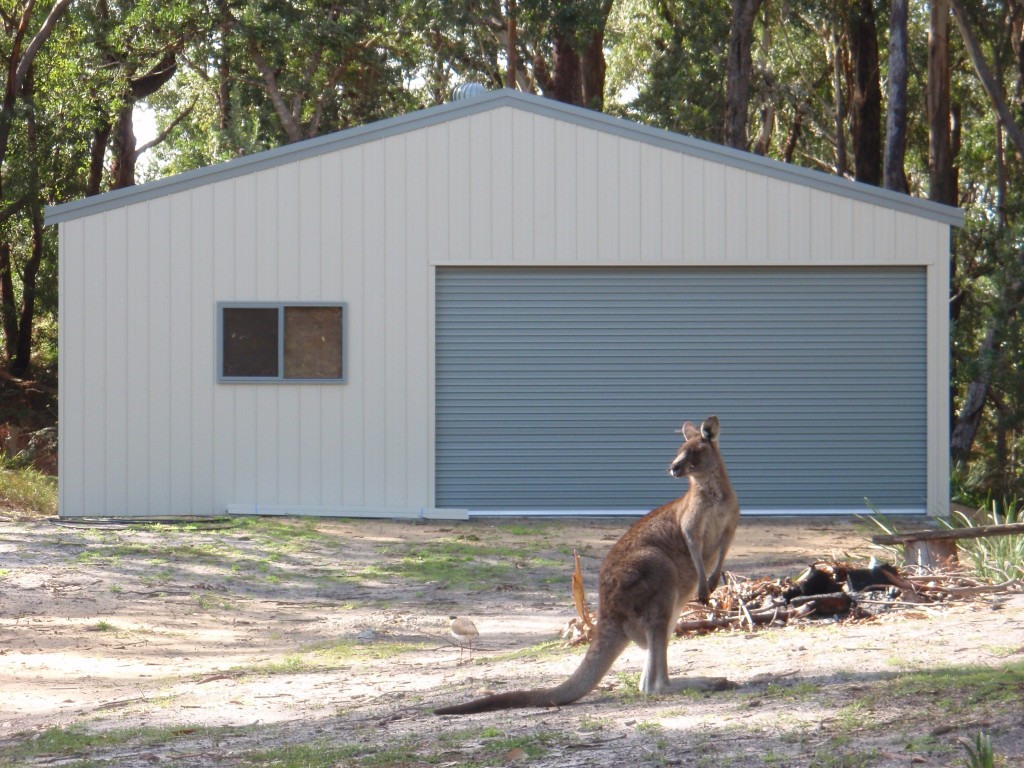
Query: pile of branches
[[561, 551, 1022, 645]]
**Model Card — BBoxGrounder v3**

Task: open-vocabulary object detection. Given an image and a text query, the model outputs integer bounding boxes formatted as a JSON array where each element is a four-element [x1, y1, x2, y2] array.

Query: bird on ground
[[448, 615, 479, 662]]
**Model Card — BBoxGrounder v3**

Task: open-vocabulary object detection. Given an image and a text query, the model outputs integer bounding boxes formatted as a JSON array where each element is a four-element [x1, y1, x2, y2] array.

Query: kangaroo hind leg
[[640, 622, 737, 696]]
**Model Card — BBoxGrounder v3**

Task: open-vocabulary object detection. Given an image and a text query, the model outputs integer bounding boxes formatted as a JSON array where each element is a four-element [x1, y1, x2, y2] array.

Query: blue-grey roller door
[[435, 266, 927, 513]]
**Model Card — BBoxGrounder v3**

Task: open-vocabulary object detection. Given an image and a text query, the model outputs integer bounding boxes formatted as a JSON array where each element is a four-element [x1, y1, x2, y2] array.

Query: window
[[218, 303, 346, 383]]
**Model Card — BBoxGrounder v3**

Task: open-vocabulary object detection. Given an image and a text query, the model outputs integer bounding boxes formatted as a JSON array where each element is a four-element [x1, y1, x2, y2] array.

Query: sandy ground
[[0, 513, 1021, 767]]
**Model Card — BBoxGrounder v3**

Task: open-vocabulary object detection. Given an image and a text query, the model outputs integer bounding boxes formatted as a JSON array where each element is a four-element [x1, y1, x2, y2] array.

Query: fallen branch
[[675, 602, 815, 634]]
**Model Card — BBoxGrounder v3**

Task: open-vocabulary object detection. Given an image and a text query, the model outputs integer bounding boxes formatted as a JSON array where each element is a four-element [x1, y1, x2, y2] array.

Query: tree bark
[[533, 2, 613, 110], [0, 243, 17, 360], [11, 199, 43, 378], [951, 325, 998, 463], [109, 106, 137, 190], [849, 0, 882, 185], [546, 31, 583, 105], [928, 0, 956, 205], [949, 0, 1024, 160], [580, 22, 607, 109], [884, 0, 909, 192], [723, 0, 764, 150], [506, 0, 517, 90], [832, 32, 848, 176]]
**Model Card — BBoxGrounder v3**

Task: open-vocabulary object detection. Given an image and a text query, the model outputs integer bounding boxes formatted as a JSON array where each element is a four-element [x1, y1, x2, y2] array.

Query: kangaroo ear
[[681, 421, 700, 440], [700, 415, 720, 443]]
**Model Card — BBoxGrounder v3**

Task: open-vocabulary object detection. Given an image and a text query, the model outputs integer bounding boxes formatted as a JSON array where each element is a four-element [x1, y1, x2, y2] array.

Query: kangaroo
[[434, 415, 740, 716]]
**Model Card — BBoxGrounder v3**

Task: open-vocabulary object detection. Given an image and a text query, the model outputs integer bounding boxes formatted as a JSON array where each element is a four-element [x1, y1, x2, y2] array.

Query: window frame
[[217, 301, 348, 384]]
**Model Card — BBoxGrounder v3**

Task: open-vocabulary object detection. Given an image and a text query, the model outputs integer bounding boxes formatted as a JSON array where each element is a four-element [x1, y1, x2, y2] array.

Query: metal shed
[[46, 89, 964, 519]]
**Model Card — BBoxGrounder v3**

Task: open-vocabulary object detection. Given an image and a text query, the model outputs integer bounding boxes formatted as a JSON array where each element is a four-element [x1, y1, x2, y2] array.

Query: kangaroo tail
[[434, 625, 629, 716]]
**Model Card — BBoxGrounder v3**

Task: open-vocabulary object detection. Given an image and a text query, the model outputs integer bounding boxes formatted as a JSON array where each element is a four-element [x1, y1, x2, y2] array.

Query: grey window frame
[[217, 301, 348, 384]]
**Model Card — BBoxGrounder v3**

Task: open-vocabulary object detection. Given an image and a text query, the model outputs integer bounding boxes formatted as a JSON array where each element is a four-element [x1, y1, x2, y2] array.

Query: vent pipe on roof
[[452, 82, 487, 101]]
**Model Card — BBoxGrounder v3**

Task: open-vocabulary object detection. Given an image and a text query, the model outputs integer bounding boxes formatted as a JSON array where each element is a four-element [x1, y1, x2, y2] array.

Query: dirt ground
[[0, 513, 1022, 767]]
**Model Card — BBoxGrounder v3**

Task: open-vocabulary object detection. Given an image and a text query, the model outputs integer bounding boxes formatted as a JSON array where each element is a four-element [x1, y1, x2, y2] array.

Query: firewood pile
[[560, 551, 1022, 646]]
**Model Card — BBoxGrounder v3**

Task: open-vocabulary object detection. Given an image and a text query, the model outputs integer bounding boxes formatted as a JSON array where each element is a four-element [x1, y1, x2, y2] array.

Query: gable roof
[[46, 89, 964, 227]]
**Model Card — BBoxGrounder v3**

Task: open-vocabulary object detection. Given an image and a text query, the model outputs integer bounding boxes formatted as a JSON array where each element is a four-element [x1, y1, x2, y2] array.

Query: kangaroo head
[[669, 416, 721, 478]]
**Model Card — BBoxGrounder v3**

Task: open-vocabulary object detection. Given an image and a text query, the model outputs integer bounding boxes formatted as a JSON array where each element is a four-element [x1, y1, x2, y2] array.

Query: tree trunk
[[753, 24, 774, 156], [723, 0, 764, 150], [884, 0, 909, 192], [928, 0, 956, 205], [109, 106, 137, 190], [783, 106, 803, 163], [506, 0, 518, 90], [549, 31, 583, 105], [11, 201, 43, 378], [832, 32, 848, 176], [949, 0, 1024, 160], [580, 25, 607, 109], [951, 325, 998, 463], [849, 0, 882, 185], [0, 243, 17, 360]]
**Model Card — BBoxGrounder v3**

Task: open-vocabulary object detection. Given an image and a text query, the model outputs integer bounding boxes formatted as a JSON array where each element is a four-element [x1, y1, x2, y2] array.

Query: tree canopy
[[2, 0, 1023, 503]]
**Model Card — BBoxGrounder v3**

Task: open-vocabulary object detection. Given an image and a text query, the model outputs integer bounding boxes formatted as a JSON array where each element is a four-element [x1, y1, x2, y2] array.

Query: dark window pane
[[222, 307, 279, 377], [284, 306, 343, 379]]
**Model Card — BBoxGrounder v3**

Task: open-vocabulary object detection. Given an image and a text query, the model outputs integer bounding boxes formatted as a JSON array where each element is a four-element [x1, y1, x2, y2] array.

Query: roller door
[[435, 267, 927, 514]]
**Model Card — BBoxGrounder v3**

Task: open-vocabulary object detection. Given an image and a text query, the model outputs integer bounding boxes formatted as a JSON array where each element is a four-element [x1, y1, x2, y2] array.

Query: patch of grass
[[0, 465, 57, 518], [808, 750, 884, 768], [232, 741, 366, 768], [191, 593, 236, 611], [363, 537, 566, 589], [500, 523, 551, 537], [0, 567, 8, 579], [309, 637, 429, 663], [615, 670, 642, 701], [230, 637, 428, 677], [577, 715, 609, 732], [90, 620, 116, 632], [481, 730, 554, 760], [635, 720, 664, 734], [888, 661, 1024, 713], [0, 724, 233, 766], [488, 638, 568, 663], [232, 516, 331, 551]]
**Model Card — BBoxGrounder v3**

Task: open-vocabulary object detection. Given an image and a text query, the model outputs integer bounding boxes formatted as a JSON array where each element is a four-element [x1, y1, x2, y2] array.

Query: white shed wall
[[57, 101, 952, 518]]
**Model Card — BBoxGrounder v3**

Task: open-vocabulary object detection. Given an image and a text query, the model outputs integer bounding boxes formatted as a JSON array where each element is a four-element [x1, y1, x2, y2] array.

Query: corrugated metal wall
[[436, 266, 927, 513], [56, 97, 950, 518]]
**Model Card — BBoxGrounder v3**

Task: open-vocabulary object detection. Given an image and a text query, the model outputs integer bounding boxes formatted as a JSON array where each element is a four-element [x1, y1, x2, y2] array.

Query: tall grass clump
[[0, 465, 58, 518], [960, 730, 1001, 768], [944, 500, 1024, 583]]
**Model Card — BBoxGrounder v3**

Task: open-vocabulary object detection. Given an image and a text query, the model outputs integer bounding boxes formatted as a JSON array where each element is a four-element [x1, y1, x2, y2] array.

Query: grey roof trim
[[46, 89, 965, 227]]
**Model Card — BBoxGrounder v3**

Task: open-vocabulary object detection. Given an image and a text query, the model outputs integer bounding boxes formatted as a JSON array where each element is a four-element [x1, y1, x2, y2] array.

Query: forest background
[[1, 0, 1021, 508]]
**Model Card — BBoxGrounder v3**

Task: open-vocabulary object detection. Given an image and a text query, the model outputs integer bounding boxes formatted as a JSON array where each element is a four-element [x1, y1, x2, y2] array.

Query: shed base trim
[[225, 504, 469, 520]]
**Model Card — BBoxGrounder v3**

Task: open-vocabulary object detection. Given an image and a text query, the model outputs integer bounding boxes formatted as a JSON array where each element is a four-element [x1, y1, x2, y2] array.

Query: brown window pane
[[284, 306, 343, 379], [222, 307, 279, 377]]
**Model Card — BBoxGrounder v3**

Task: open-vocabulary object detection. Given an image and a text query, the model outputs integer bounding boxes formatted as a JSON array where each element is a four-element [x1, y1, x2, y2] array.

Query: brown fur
[[434, 416, 740, 715]]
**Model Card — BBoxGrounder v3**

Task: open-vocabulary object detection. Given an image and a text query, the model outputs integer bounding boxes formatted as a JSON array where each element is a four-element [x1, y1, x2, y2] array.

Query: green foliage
[[1, 0, 1024, 506], [0, 465, 58, 518], [960, 731, 1000, 768], [944, 500, 1024, 582], [606, 0, 731, 140]]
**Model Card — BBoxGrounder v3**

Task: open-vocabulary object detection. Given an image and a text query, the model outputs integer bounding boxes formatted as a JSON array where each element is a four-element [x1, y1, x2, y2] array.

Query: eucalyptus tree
[[79, 0, 213, 193], [605, 0, 731, 141], [945, 0, 1024, 500], [0, 0, 74, 376]]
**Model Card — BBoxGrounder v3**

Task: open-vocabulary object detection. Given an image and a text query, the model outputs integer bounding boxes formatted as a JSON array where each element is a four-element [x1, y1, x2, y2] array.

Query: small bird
[[448, 615, 479, 662]]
